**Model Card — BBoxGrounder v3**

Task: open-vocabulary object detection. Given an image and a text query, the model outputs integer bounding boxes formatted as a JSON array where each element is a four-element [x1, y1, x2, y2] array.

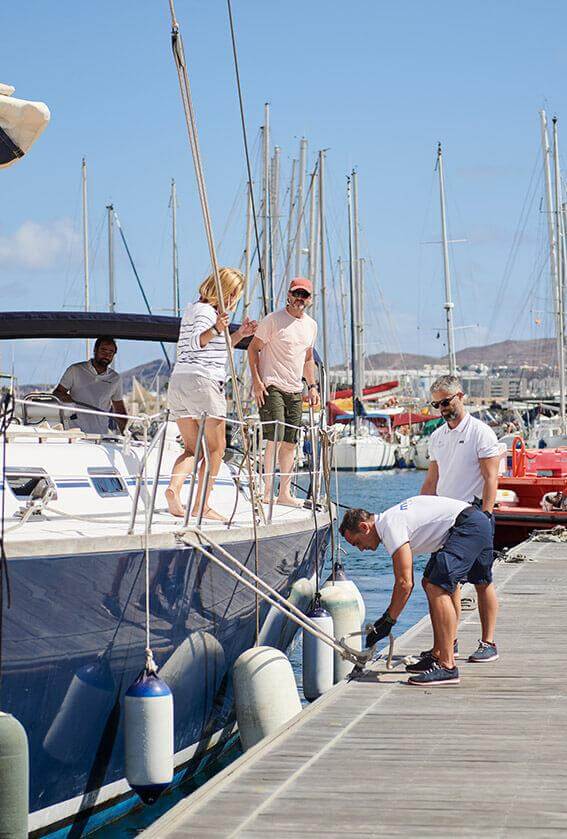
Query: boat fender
[[43, 657, 115, 765], [302, 595, 334, 702], [258, 576, 315, 648], [125, 668, 173, 804], [320, 585, 362, 683], [0, 712, 28, 838], [233, 646, 301, 751], [322, 562, 365, 625]]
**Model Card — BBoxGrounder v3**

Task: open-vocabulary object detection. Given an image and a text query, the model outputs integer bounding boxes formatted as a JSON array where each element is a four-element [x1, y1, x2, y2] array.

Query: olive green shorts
[[259, 386, 303, 443]]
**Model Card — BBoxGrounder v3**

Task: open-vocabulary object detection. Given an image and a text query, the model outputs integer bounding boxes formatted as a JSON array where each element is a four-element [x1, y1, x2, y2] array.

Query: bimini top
[[0, 310, 251, 348], [0, 311, 322, 363]]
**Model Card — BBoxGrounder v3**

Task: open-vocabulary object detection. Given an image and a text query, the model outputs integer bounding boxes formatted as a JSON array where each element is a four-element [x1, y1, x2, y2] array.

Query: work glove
[[365, 611, 396, 647]]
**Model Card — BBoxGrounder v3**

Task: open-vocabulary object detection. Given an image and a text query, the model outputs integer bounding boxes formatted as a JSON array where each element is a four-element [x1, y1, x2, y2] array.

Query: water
[[93, 469, 426, 836]]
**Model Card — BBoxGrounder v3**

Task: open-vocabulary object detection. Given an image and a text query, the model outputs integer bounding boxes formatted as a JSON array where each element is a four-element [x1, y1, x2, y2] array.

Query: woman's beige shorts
[[167, 372, 227, 420]]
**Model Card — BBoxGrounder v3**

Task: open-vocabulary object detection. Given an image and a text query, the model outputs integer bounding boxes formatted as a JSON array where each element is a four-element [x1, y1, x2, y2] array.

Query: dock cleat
[[407, 662, 460, 687], [468, 640, 499, 663]]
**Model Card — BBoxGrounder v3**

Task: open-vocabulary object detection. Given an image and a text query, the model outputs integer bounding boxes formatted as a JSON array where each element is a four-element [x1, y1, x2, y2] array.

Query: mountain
[[365, 338, 558, 370]]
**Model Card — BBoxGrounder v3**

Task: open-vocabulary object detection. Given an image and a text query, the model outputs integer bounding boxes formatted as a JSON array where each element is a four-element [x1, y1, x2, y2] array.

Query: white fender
[[233, 646, 301, 751], [125, 670, 173, 804]]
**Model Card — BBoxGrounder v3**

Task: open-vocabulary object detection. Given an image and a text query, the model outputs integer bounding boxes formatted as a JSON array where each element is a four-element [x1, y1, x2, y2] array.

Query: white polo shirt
[[59, 361, 123, 434], [428, 413, 500, 503], [376, 496, 468, 557]]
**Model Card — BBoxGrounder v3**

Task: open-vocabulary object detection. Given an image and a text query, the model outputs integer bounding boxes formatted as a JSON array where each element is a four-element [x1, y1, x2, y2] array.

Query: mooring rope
[[142, 421, 157, 673]]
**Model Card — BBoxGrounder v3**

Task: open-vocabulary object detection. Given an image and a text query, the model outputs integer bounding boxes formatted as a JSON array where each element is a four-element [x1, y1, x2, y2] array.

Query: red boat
[[494, 437, 567, 548]]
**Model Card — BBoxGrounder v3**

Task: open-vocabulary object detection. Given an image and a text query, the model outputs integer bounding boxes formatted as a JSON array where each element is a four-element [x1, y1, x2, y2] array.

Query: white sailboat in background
[[332, 171, 396, 471]]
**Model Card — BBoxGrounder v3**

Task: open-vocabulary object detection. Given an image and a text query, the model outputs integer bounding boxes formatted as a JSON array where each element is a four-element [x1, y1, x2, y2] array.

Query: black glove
[[366, 611, 396, 647]]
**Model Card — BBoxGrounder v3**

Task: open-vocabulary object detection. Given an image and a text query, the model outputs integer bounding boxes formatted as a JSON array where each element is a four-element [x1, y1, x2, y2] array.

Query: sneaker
[[407, 663, 460, 687], [406, 653, 436, 673], [419, 639, 459, 659], [468, 640, 499, 663]]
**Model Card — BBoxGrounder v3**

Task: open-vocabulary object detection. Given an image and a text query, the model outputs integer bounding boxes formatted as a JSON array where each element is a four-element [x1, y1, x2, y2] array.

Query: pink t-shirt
[[255, 309, 318, 393]]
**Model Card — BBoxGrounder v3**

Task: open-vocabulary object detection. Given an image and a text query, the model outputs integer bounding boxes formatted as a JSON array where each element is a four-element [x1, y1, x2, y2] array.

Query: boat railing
[[3, 396, 331, 536]]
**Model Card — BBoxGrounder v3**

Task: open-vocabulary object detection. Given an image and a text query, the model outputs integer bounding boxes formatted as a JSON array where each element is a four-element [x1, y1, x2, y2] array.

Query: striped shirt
[[174, 301, 227, 381]]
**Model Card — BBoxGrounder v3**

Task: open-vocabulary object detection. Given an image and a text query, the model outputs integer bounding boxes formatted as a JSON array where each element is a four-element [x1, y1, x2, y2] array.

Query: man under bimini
[[247, 277, 319, 507], [339, 495, 495, 687]]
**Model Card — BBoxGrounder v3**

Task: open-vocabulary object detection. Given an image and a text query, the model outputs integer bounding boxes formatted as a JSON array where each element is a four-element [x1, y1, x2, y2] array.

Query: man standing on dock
[[340, 497, 494, 687], [419, 375, 501, 666]]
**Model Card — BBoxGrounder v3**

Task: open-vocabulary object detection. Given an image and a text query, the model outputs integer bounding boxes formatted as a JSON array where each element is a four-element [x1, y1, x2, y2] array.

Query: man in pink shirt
[[248, 278, 319, 506]]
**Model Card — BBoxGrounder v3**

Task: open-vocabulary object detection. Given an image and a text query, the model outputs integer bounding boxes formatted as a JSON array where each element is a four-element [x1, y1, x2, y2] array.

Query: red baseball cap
[[289, 277, 313, 295]]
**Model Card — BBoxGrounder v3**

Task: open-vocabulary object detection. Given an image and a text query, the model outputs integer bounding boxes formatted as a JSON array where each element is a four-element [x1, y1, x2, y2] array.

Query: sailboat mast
[[285, 159, 297, 288], [437, 143, 456, 375], [262, 103, 273, 310], [351, 170, 363, 402], [338, 257, 350, 381], [81, 157, 90, 360], [295, 137, 307, 276], [318, 149, 329, 407], [552, 117, 566, 429], [106, 204, 115, 313], [271, 146, 281, 278], [347, 176, 359, 435], [170, 178, 180, 317], [307, 166, 318, 314], [243, 180, 252, 319]]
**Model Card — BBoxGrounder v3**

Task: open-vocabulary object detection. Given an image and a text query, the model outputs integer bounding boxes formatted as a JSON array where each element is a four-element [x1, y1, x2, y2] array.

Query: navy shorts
[[423, 507, 494, 594]]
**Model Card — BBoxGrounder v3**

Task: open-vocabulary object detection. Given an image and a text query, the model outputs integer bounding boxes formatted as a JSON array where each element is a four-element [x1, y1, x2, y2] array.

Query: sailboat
[[331, 171, 397, 471]]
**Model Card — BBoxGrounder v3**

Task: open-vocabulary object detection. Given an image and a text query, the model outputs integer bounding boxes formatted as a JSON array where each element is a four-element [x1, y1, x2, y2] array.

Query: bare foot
[[276, 496, 304, 509], [191, 506, 228, 522], [165, 487, 185, 517]]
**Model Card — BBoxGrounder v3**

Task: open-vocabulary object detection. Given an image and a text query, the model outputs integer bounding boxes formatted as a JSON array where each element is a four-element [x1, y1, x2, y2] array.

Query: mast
[[106, 204, 115, 313], [552, 117, 566, 429], [81, 157, 90, 359], [347, 176, 359, 435], [307, 166, 318, 316], [271, 146, 281, 279], [170, 178, 180, 317], [338, 257, 350, 381], [243, 180, 252, 319], [351, 170, 364, 401], [262, 103, 273, 309], [436, 143, 456, 375], [295, 137, 307, 276], [318, 150, 329, 408], [285, 159, 297, 288]]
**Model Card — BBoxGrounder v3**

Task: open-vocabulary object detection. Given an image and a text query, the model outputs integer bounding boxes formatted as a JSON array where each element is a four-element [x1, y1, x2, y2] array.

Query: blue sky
[[1, 1, 566, 383]]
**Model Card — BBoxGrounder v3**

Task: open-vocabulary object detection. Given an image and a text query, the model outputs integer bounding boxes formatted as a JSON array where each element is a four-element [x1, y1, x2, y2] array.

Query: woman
[[166, 267, 256, 521]]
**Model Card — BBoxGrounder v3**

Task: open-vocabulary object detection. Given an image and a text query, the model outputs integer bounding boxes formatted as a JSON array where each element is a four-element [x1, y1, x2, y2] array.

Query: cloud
[[0, 219, 78, 270]]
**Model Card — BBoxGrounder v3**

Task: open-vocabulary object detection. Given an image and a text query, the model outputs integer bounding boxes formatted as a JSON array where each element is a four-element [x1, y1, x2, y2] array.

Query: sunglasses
[[290, 289, 311, 299], [430, 393, 460, 410]]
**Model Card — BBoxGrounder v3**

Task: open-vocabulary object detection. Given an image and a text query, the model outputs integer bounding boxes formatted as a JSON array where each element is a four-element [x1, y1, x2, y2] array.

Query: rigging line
[[226, 0, 268, 316], [113, 209, 172, 370]]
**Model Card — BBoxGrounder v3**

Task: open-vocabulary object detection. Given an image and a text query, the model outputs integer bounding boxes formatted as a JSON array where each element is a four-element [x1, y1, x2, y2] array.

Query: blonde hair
[[198, 267, 244, 311]]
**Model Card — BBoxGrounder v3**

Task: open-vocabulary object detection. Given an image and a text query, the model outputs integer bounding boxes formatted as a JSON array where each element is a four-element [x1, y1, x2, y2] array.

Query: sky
[[1, 0, 566, 383]]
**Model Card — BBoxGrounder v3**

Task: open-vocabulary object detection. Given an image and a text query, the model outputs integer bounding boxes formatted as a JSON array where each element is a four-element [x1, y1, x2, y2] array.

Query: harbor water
[[93, 469, 425, 837]]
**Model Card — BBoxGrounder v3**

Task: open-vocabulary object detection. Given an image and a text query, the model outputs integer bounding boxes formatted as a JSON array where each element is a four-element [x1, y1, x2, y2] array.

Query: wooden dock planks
[[141, 542, 567, 837]]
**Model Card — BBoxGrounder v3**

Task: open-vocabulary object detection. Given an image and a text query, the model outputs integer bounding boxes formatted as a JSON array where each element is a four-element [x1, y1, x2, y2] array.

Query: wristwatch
[[308, 384, 318, 391], [211, 325, 221, 336]]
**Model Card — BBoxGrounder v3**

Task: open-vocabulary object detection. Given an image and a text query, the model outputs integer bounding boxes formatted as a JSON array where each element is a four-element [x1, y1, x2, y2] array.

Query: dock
[[142, 540, 567, 837]]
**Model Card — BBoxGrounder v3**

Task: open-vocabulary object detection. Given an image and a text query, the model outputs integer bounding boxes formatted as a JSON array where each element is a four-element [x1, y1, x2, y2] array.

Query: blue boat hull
[[2, 524, 329, 836]]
